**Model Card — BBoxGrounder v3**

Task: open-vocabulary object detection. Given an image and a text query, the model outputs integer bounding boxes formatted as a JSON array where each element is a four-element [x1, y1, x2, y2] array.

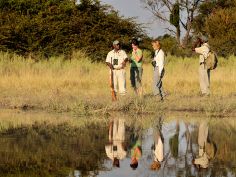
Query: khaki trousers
[[113, 69, 126, 95], [199, 64, 210, 95]]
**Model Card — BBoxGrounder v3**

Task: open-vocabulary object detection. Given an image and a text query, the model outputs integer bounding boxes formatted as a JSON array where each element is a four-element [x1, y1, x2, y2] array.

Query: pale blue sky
[[100, 0, 167, 37]]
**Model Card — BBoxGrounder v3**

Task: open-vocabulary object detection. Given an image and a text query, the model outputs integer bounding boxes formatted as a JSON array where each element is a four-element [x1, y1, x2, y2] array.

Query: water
[[0, 113, 235, 177]]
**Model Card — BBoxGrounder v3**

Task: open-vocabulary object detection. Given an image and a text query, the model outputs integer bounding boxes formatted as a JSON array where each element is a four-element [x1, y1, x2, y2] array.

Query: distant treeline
[[0, 0, 235, 61], [0, 0, 147, 61]]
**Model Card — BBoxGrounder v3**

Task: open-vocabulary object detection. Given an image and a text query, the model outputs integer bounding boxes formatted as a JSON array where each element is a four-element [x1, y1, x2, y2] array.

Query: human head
[[130, 159, 138, 170], [113, 40, 120, 51], [113, 157, 120, 168], [152, 40, 161, 50], [131, 38, 139, 50], [201, 36, 208, 43], [193, 155, 209, 169], [150, 160, 161, 171], [196, 35, 208, 45]]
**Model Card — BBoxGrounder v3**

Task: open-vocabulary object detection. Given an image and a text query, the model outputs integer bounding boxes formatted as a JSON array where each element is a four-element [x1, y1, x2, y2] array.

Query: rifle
[[110, 57, 117, 101]]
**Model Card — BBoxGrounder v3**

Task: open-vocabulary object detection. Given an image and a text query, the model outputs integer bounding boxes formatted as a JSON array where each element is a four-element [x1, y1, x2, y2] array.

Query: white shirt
[[153, 49, 165, 74], [153, 137, 164, 162], [105, 119, 127, 160], [195, 43, 210, 63], [106, 49, 128, 69], [105, 143, 127, 160]]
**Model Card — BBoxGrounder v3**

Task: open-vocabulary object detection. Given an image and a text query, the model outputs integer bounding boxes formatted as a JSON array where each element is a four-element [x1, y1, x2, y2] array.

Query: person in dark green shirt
[[130, 38, 143, 96]]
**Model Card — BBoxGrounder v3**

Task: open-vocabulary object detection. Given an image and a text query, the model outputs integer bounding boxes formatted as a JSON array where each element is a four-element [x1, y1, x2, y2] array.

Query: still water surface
[[0, 113, 235, 177]]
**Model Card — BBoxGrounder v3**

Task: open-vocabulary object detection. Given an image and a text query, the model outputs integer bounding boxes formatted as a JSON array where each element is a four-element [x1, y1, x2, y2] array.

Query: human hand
[[121, 62, 126, 69]]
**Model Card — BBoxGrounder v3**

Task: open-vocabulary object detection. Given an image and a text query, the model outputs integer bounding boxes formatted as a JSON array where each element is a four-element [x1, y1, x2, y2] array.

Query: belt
[[200, 62, 205, 65], [113, 67, 123, 70]]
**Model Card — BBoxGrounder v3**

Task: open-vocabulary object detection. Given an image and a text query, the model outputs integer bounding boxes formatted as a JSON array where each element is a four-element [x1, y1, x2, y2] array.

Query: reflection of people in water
[[128, 129, 142, 170], [193, 121, 217, 169], [105, 118, 127, 167], [130, 138, 142, 170], [150, 123, 164, 171], [169, 120, 179, 159]]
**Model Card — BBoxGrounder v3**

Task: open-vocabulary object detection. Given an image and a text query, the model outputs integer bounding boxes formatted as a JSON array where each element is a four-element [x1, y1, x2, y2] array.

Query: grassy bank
[[0, 51, 235, 116]]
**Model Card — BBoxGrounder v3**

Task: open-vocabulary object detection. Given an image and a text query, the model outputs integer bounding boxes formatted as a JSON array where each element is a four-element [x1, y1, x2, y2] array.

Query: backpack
[[205, 51, 218, 70]]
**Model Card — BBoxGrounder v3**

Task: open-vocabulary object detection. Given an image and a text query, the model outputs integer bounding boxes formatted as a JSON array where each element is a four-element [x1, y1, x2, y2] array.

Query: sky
[[100, 0, 167, 38]]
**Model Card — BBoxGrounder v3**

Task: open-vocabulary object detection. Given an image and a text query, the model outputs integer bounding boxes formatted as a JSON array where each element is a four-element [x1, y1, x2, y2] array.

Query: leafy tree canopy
[[0, 0, 147, 61], [193, 0, 236, 56]]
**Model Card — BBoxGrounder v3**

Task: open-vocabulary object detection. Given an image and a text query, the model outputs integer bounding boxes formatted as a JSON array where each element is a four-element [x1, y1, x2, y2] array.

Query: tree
[[0, 0, 147, 61], [141, 0, 203, 47], [193, 0, 236, 56]]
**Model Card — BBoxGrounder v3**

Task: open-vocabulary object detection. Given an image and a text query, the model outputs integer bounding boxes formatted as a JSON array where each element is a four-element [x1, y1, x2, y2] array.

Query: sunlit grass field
[[0, 51, 235, 116]]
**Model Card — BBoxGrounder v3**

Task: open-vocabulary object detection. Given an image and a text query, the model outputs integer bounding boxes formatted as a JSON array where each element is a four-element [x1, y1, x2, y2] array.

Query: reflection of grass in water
[[182, 118, 236, 176], [0, 112, 236, 176], [0, 52, 235, 115], [0, 122, 108, 177], [0, 109, 109, 131], [209, 119, 236, 164]]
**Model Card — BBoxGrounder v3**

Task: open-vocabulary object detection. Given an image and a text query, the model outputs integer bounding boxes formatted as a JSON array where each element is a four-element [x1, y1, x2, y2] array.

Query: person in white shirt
[[105, 118, 127, 167], [106, 40, 128, 96], [193, 37, 211, 96], [151, 40, 165, 101], [150, 125, 164, 171]]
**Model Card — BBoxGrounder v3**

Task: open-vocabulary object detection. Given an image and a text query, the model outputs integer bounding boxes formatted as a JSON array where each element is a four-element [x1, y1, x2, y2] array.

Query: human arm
[[192, 38, 203, 51], [108, 121, 113, 142], [106, 62, 113, 70], [195, 44, 210, 58], [133, 49, 143, 62], [120, 51, 129, 68], [105, 52, 113, 70], [120, 58, 128, 68], [158, 50, 165, 75]]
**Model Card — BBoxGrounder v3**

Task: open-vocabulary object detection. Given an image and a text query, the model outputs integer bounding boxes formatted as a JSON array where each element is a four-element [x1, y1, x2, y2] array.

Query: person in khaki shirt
[[105, 118, 127, 167], [193, 121, 217, 169], [193, 36, 211, 96], [106, 40, 128, 96]]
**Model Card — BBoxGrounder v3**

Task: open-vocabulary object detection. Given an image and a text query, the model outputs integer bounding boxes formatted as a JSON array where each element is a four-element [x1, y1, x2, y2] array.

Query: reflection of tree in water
[[169, 120, 180, 160], [161, 119, 236, 177], [209, 121, 236, 176], [124, 118, 236, 177], [0, 122, 108, 177], [188, 120, 235, 177]]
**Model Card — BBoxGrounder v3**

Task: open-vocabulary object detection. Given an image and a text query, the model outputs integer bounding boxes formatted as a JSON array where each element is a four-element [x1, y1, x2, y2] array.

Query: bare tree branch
[[165, 27, 176, 35], [141, 0, 203, 46]]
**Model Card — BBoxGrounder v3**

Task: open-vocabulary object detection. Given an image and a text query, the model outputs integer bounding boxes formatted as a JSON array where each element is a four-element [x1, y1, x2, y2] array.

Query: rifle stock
[[110, 69, 117, 101]]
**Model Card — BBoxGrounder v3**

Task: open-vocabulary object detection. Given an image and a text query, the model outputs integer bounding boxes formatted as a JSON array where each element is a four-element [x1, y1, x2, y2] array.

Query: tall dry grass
[[0, 51, 235, 114]]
